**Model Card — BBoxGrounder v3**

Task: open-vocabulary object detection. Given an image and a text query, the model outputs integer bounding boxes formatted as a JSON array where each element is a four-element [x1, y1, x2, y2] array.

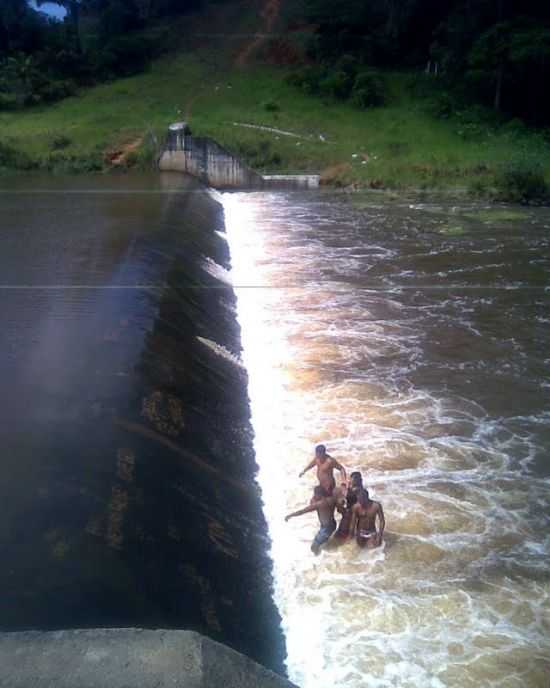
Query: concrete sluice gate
[[159, 123, 319, 190], [0, 173, 286, 678]]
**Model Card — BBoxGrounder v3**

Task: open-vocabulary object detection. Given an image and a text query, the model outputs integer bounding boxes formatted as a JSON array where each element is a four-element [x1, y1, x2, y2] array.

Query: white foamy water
[[221, 191, 550, 688]]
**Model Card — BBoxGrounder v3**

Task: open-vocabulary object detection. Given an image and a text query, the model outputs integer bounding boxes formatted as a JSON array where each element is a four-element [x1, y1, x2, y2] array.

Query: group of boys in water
[[285, 444, 385, 554]]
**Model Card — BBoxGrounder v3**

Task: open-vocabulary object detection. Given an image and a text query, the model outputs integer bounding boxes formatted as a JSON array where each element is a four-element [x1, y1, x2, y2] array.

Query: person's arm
[[333, 488, 346, 514], [376, 503, 385, 545], [332, 458, 347, 485], [285, 500, 322, 522], [299, 458, 316, 478]]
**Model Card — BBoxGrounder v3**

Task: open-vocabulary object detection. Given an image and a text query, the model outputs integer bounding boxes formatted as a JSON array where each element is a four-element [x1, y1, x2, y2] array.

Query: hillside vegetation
[[1, 0, 550, 199]]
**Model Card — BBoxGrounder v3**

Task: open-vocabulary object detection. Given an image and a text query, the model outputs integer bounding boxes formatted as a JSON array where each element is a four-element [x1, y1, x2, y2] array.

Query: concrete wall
[[159, 136, 264, 189], [0, 629, 298, 688], [262, 175, 320, 189]]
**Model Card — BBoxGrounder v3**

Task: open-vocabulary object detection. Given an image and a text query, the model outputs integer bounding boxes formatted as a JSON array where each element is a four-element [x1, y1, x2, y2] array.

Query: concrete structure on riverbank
[[0, 629, 297, 688], [159, 122, 319, 189]]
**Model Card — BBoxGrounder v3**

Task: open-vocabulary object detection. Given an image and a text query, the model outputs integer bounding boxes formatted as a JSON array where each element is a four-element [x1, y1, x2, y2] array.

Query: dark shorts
[[313, 519, 337, 547], [325, 479, 336, 496]]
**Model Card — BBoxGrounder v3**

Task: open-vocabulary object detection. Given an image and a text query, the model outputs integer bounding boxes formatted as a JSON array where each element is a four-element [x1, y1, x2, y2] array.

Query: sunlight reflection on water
[[222, 190, 550, 688]]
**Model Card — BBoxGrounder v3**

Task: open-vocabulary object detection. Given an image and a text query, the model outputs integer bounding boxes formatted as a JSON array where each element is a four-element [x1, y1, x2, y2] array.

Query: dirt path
[[235, 0, 281, 66], [108, 138, 142, 166], [182, 0, 282, 120]]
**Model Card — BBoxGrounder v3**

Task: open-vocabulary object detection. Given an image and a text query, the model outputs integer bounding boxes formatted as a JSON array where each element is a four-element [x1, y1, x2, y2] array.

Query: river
[[222, 190, 550, 688]]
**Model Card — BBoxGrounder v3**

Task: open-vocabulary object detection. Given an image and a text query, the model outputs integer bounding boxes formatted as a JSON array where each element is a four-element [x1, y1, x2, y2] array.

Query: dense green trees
[[0, 0, 204, 108], [2, 0, 549, 126], [299, 0, 550, 124]]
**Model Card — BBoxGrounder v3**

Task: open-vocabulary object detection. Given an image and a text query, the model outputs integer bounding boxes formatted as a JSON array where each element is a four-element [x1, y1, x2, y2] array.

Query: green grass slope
[[1, 1, 550, 195]]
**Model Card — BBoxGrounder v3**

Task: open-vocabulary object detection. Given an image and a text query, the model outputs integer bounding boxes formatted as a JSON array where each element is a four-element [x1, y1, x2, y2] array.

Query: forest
[[0, 0, 205, 109], [296, 0, 550, 125], [2, 0, 549, 127]]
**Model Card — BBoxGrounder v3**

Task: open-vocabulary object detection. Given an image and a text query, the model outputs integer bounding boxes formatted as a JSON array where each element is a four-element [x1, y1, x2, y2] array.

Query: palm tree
[[3, 52, 37, 105]]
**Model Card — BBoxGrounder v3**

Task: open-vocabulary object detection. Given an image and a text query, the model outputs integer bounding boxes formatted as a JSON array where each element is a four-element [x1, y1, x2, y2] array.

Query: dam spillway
[[0, 172, 285, 675]]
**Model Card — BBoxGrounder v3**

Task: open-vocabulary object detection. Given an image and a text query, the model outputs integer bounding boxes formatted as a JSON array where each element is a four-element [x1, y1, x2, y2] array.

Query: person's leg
[[335, 510, 351, 539], [311, 520, 336, 554], [311, 529, 324, 554], [366, 535, 379, 549]]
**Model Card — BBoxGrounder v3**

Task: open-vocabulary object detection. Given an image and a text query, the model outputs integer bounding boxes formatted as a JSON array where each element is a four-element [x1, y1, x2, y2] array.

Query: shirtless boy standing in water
[[335, 471, 364, 539], [285, 485, 346, 554], [299, 444, 347, 495], [350, 489, 385, 548]]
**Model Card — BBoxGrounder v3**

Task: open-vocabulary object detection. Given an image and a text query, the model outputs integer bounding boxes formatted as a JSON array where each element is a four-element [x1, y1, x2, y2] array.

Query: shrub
[[262, 100, 280, 112], [407, 73, 437, 99], [468, 177, 490, 197], [50, 135, 72, 151], [454, 105, 501, 139], [320, 163, 354, 187], [500, 118, 529, 138], [286, 66, 325, 95], [125, 151, 139, 167], [351, 70, 386, 108], [38, 79, 76, 103], [44, 152, 103, 173], [335, 54, 359, 79], [425, 91, 455, 118], [0, 140, 36, 170], [0, 93, 18, 111], [386, 141, 410, 158], [137, 129, 162, 169], [494, 159, 548, 203], [319, 70, 353, 100], [234, 140, 282, 169]]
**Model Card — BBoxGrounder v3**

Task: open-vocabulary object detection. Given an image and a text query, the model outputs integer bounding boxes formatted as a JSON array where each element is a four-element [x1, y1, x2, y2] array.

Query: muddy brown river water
[[222, 190, 550, 688], [1, 173, 549, 686]]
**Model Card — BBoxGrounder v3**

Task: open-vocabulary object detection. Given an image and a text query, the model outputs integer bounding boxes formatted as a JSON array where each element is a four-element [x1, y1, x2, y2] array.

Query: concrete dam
[[0, 173, 289, 685], [159, 122, 319, 190], [0, 629, 296, 687]]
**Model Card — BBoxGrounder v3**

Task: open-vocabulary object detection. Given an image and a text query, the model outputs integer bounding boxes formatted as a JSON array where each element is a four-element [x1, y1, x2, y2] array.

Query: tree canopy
[[1, 0, 549, 124], [301, 0, 550, 124], [0, 0, 204, 109]]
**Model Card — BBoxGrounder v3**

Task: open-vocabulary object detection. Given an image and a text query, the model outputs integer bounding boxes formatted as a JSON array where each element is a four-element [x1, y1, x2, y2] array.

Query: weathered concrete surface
[[159, 131, 319, 190], [262, 175, 320, 189], [0, 175, 285, 673], [160, 136, 264, 189], [0, 629, 297, 688]]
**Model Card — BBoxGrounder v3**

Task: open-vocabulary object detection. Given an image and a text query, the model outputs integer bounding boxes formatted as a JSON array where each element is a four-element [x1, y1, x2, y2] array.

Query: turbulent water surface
[[222, 191, 550, 688]]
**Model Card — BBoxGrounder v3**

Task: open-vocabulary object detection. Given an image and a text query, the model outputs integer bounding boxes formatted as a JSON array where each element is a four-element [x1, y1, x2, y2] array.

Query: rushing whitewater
[[222, 190, 550, 688]]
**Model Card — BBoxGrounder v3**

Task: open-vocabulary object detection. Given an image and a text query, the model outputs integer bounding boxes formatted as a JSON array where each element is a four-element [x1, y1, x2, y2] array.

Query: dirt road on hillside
[[235, 0, 281, 66]]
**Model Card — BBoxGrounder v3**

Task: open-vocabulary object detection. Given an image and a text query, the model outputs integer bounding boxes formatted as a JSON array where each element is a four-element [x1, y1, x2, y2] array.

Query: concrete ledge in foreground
[[0, 628, 298, 688]]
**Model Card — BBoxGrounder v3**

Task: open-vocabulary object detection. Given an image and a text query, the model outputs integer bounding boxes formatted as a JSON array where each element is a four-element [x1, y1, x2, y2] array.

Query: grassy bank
[[1, 31, 550, 196]]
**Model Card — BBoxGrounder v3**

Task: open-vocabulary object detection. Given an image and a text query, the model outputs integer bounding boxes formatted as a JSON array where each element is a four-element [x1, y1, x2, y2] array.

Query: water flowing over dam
[[0, 173, 285, 674], [222, 190, 550, 688], [2, 173, 550, 687]]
